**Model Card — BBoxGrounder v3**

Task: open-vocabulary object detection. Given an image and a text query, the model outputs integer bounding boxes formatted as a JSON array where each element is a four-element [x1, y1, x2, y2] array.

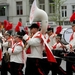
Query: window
[[0, 6, 5, 16], [72, 5, 75, 13], [49, 0, 55, 14], [61, 6, 67, 17], [16, 1, 23, 15], [38, 0, 45, 10]]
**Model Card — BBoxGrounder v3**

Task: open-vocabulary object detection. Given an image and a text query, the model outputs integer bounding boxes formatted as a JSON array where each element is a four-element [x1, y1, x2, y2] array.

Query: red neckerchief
[[12, 40, 23, 53]]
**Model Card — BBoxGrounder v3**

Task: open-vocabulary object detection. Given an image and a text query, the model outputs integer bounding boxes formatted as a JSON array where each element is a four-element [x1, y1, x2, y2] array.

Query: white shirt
[[8, 41, 26, 64], [66, 32, 75, 51], [23, 31, 43, 58]]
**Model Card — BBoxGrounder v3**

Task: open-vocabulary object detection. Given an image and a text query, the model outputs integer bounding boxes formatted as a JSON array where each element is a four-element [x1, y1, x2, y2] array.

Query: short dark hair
[[29, 23, 39, 29], [47, 28, 54, 32], [4, 30, 12, 36], [56, 34, 62, 39]]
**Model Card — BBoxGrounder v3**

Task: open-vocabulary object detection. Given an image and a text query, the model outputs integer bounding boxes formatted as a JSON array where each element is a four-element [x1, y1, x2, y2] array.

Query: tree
[[51, 0, 67, 25]]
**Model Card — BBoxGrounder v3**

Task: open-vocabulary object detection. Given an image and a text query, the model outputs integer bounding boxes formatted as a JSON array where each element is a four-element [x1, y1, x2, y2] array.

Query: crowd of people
[[0, 13, 75, 75]]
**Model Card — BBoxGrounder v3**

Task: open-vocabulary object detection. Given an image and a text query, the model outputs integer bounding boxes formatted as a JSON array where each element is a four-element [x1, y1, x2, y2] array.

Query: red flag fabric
[[41, 34, 57, 63], [0, 49, 2, 61], [35, 33, 57, 63], [45, 45, 56, 63]]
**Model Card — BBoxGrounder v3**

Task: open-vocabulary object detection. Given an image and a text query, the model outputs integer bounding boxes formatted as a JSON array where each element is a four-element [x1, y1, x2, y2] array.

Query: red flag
[[45, 45, 56, 62], [41, 35, 57, 63]]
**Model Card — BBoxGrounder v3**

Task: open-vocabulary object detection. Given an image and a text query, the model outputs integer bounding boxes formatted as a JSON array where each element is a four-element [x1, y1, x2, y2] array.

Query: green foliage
[[51, 0, 67, 25]]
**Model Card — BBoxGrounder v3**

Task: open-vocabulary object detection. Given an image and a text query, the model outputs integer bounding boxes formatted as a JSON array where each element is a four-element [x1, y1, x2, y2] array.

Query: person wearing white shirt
[[63, 19, 75, 75], [23, 23, 45, 75], [1, 30, 12, 75], [8, 31, 26, 75]]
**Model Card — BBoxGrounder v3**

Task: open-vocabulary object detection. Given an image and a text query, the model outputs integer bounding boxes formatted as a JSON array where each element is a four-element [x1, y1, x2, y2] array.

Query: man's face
[[30, 28, 37, 34]]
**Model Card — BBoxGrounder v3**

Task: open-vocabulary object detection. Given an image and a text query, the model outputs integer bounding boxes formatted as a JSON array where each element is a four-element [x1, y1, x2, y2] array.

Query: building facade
[[0, 0, 75, 26]]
